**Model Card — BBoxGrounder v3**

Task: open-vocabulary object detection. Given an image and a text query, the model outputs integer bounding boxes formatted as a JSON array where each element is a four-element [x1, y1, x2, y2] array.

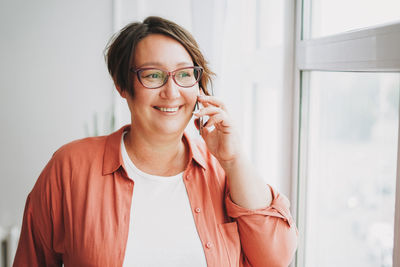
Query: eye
[[141, 70, 164, 80], [144, 73, 162, 79], [176, 70, 192, 78], [149, 73, 160, 78]]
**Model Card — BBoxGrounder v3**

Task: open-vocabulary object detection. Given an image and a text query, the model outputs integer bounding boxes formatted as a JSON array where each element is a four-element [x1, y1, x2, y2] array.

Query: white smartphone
[[195, 101, 204, 135]]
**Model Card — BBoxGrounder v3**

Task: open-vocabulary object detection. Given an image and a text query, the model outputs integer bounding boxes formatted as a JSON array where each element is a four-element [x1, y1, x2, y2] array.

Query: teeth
[[158, 107, 179, 112]]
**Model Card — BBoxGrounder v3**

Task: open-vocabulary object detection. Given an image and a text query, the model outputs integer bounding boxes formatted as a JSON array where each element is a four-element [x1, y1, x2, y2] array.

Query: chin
[[155, 123, 187, 136], [154, 116, 191, 135]]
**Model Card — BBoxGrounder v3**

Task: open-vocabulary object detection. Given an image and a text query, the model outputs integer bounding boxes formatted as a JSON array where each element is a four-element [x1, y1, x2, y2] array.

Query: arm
[[13, 158, 63, 267], [194, 94, 270, 209], [194, 94, 297, 266], [225, 185, 298, 267], [220, 151, 272, 210]]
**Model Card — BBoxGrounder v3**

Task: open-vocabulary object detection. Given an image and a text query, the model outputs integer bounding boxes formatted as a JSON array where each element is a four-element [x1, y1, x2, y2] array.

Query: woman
[[13, 16, 297, 267]]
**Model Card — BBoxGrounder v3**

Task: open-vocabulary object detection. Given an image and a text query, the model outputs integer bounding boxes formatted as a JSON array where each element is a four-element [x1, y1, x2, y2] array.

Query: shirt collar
[[102, 124, 130, 175], [183, 132, 207, 170], [102, 125, 207, 175]]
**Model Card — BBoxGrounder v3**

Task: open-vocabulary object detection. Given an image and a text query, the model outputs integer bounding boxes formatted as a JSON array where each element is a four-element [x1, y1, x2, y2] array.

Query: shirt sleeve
[[13, 157, 63, 267], [225, 185, 298, 267]]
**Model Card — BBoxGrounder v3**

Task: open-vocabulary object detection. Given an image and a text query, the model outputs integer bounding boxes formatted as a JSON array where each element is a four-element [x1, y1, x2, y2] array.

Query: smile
[[154, 106, 181, 113]]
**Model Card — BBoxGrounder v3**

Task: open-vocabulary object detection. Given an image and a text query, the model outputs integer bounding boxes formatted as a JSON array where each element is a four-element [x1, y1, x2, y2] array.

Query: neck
[[124, 128, 189, 176]]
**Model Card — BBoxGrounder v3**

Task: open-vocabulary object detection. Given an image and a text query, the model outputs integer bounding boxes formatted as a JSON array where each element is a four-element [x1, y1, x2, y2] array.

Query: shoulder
[[31, 135, 110, 194], [35, 135, 109, 185], [52, 135, 108, 163]]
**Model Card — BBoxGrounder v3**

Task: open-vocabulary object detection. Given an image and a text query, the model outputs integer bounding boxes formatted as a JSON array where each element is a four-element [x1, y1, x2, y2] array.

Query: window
[[295, 1, 400, 266], [305, 0, 400, 38], [301, 72, 399, 267]]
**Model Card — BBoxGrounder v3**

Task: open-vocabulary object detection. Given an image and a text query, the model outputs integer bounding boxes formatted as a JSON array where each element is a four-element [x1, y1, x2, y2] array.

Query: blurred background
[[0, 0, 400, 267]]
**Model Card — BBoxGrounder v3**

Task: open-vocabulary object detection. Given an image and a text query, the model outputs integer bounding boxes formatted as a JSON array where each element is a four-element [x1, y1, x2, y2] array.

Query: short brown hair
[[105, 16, 214, 96]]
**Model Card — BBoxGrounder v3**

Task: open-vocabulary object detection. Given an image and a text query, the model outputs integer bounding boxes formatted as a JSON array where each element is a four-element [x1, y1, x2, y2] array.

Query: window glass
[[303, 71, 399, 267], [308, 0, 400, 38]]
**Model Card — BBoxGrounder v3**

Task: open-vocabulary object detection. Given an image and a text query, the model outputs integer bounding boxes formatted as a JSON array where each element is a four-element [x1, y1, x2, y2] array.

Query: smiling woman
[[12, 16, 298, 267], [120, 34, 200, 148]]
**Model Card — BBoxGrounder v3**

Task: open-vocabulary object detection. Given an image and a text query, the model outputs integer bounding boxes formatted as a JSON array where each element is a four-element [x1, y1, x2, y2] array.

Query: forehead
[[133, 34, 193, 69]]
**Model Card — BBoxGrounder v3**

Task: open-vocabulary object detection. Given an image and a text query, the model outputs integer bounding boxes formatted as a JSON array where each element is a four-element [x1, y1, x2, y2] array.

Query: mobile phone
[[195, 101, 204, 135]]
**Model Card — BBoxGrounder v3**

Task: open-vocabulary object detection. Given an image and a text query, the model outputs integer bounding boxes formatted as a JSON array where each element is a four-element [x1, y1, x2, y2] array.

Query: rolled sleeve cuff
[[225, 185, 295, 227]]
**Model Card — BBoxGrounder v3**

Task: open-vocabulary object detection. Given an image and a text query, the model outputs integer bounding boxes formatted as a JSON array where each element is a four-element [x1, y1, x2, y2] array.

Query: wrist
[[219, 152, 245, 173]]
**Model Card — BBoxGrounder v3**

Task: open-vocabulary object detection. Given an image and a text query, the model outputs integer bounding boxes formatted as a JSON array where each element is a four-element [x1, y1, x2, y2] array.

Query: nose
[[160, 76, 181, 99]]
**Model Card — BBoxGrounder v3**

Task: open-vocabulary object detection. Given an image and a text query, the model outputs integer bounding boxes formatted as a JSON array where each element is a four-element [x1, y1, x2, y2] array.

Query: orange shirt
[[13, 125, 297, 267]]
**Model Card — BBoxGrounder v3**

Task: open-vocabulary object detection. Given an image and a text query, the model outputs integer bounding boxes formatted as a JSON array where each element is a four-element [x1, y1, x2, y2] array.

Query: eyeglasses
[[130, 66, 203, 89]]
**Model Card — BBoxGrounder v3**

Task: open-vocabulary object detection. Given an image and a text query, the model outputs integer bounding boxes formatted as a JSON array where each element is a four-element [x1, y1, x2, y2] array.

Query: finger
[[204, 114, 232, 132], [193, 106, 221, 117], [197, 96, 211, 108], [197, 95, 226, 110], [200, 125, 209, 138]]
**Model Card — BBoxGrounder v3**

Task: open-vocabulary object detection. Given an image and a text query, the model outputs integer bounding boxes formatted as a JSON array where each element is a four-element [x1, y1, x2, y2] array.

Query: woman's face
[[123, 34, 199, 138]]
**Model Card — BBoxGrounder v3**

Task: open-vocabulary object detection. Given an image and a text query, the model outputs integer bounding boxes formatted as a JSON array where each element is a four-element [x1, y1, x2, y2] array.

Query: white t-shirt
[[121, 133, 207, 267]]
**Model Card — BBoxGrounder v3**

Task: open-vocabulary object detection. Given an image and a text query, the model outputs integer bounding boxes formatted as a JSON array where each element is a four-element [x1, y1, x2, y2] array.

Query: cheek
[[182, 88, 199, 105], [132, 79, 142, 92], [128, 88, 154, 109]]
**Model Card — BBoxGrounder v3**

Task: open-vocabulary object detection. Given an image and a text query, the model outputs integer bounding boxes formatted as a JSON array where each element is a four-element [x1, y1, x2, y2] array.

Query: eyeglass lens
[[138, 67, 201, 88]]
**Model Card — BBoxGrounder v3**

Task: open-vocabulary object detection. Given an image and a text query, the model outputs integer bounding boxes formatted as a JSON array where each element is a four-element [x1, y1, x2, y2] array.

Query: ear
[[116, 85, 128, 99]]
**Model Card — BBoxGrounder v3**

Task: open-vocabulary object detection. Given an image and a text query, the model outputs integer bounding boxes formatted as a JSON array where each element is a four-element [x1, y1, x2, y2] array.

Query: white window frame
[[291, 1, 400, 266]]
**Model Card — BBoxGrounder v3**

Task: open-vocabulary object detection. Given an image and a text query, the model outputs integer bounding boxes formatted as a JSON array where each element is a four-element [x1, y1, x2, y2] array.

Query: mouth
[[154, 106, 181, 113]]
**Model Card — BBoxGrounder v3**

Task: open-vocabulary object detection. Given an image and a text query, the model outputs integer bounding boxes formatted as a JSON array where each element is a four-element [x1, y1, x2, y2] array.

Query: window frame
[[395, 109, 400, 267], [292, 0, 400, 266]]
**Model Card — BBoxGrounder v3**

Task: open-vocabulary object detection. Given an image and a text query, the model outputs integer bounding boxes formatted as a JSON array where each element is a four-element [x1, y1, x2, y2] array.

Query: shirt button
[[195, 208, 201, 213], [206, 242, 213, 249]]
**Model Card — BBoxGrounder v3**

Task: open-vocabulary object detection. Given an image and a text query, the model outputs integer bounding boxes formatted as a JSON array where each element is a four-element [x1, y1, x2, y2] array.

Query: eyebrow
[[137, 61, 194, 68]]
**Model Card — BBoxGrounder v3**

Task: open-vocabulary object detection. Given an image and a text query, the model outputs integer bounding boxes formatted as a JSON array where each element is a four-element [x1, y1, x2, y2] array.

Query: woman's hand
[[193, 95, 241, 165], [194, 94, 272, 209]]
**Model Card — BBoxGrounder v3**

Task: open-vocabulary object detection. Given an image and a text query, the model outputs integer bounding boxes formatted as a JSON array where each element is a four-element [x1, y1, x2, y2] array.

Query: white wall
[[0, 0, 114, 228]]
